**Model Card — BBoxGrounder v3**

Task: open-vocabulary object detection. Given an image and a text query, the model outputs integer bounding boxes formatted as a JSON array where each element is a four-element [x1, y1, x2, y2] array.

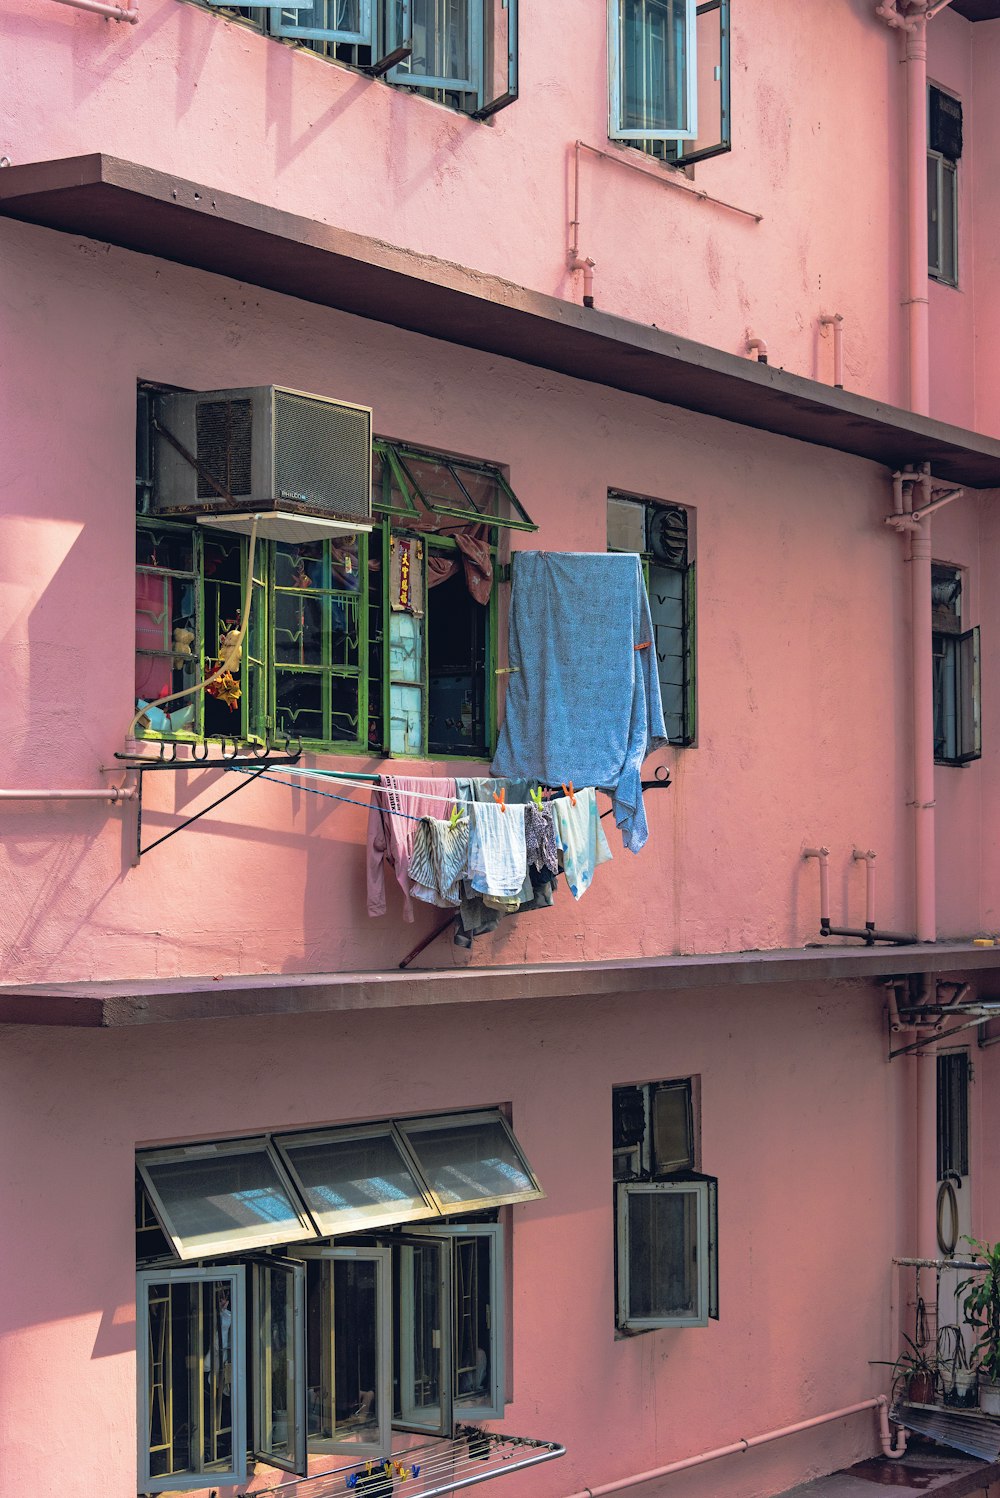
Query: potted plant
[[958, 1237, 1000, 1415], [938, 1324, 977, 1407], [875, 1333, 938, 1405]]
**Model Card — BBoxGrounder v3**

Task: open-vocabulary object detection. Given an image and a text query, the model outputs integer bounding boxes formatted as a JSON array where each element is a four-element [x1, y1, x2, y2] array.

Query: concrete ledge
[[3, 941, 1000, 1027], [3, 155, 1000, 485]]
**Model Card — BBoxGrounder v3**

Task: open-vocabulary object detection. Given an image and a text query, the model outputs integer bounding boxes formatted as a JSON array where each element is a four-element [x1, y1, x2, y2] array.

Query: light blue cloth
[[551, 788, 613, 899], [491, 552, 667, 853]]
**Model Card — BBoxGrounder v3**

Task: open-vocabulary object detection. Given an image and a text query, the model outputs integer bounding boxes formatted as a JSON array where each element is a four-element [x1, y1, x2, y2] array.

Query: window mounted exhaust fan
[[152, 385, 373, 543]]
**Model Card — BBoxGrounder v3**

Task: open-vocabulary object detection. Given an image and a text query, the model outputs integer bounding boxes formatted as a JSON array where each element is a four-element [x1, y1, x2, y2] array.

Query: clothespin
[[634, 639, 652, 651], [449, 802, 463, 829], [529, 786, 544, 811], [493, 787, 507, 813], [561, 782, 577, 807]]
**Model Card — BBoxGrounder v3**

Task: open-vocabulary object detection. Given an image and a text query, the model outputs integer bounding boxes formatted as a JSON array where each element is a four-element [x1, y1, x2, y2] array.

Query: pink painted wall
[[0, 980, 916, 1498], [0, 0, 988, 411], [970, 21, 1000, 438], [0, 215, 936, 987]]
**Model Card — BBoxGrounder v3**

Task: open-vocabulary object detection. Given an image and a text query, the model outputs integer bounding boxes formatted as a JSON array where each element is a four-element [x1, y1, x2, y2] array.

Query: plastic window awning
[[396, 1110, 545, 1214], [273, 1123, 440, 1237], [137, 1138, 317, 1261]]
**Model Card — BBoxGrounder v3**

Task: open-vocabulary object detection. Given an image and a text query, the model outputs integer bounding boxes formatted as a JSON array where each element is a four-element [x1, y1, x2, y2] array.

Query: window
[[136, 1109, 541, 1488], [200, 0, 518, 118], [928, 84, 961, 286], [612, 1079, 718, 1332], [135, 388, 535, 758], [932, 563, 980, 765], [607, 491, 695, 744], [608, 0, 731, 166]]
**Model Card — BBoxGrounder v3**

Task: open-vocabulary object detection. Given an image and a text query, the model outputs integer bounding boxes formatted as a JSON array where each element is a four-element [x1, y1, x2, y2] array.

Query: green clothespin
[[449, 802, 463, 829], [529, 786, 544, 811]]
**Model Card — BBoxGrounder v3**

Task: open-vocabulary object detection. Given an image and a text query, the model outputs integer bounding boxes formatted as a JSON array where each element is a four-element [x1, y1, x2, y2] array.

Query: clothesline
[[231, 767, 428, 822], [249, 763, 584, 811]]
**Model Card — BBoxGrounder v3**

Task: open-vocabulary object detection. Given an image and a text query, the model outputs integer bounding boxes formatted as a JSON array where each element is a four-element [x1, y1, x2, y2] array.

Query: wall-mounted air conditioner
[[153, 385, 373, 542]]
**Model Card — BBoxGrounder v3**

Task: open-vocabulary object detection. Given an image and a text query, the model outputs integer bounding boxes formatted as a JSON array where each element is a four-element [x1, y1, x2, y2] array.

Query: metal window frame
[[609, 0, 699, 143], [252, 1256, 308, 1474], [396, 1109, 545, 1215], [410, 1222, 505, 1420], [473, 0, 518, 118], [928, 149, 959, 286], [388, 0, 484, 105], [270, 0, 372, 41], [615, 1177, 716, 1330], [377, 1231, 456, 1436], [137, 1138, 318, 1262], [384, 441, 537, 533], [267, 531, 370, 752], [933, 624, 981, 765], [672, 0, 730, 165], [297, 1244, 393, 1460], [137, 1264, 248, 1492], [273, 1121, 441, 1237]]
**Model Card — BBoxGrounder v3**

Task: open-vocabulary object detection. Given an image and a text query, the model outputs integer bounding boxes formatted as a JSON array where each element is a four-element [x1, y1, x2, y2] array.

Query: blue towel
[[491, 552, 668, 852]]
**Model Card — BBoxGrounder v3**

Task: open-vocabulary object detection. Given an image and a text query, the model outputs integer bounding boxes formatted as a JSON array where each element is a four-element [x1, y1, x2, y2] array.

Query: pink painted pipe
[[910, 474, 936, 944], [49, 0, 139, 22], [820, 313, 844, 388], [0, 786, 136, 801], [803, 846, 831, 924], [904, 13, 929, 415], [853, 849, 876, 926], [561, 1397, 906, 1495], [747, 334, 769, 364]]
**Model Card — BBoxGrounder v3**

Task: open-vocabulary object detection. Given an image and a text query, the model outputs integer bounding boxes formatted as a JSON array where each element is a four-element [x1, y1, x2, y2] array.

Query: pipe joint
[[568, 255, 596, 308], [747, 335, 769, 364]]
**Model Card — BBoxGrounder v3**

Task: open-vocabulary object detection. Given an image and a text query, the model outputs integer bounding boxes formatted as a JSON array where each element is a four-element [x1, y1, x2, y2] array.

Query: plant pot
[[979, 1377, 1000, 1416], [906, 1371, 936, 1404], [947, 1367, 978, 1407]]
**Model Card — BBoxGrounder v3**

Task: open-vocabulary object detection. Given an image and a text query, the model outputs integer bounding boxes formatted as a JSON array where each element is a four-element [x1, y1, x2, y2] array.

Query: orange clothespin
[[634, 639, 652, 650], [493, 787, 507, 813], [561, 782, 577, 807]]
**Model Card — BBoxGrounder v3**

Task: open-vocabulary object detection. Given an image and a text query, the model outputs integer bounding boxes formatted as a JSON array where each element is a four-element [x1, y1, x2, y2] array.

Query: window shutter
[[957, 625, 981, 763], [474, 0, 518, 118]]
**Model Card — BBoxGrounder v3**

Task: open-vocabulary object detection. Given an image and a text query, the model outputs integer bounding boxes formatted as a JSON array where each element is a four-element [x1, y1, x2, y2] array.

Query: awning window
[[274, 1123, 439, 1237], [396, 1109, 545, 1214], [374, 441, 536, 533], [137, 1138, 317, 1261]]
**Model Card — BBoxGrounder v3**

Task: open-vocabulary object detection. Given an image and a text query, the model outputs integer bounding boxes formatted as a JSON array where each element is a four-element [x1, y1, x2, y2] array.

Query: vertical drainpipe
[[905, 11, 931, 417]]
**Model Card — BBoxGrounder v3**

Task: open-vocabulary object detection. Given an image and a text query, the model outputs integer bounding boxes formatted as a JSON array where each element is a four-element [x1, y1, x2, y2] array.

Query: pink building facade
[[3, 1, 1000, 1495]]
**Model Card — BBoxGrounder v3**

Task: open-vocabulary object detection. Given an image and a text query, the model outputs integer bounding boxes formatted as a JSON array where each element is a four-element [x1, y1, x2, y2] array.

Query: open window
[[253, 1257, 308, 1473], [136, 1138, 317, 1261], [609, 0, 730, 164], [612, 1079, 718, 1332], [274, 1122, 439, 1237], [928, 84, 961, 287], [396, 1109, 544, 1214], [137, 1265, 248, 1492], [301, 1246, 393, 1459], [616, 1175, 718, 1330], [407, 1223, 505, 1420], [932, 563, 980, 765]]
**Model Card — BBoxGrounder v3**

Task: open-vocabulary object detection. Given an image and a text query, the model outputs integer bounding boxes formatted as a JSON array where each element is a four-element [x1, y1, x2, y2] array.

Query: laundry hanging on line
[[491, 551, 668, 853]]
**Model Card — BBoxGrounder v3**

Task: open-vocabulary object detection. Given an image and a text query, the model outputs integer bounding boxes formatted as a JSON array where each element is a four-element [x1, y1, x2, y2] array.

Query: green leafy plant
[[874, 1332, 938, 1402], [958, 1237, 1000, 1383]]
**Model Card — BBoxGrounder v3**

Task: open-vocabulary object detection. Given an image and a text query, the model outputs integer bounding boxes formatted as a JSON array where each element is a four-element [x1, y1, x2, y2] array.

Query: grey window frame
[[252, 1255, 308, 1474], [396, 1108, 545, 1215], [615, 1175, 718, 1331], [928, 83, 960, 287], [137, 1264, 248, 1492], [137, 1137, 318, 1262], [409, 1221, 506, 1420], [274, 1121, 440, 1238]]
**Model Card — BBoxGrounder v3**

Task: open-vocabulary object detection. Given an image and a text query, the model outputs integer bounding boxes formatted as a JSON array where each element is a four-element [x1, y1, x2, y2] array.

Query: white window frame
[[615, 1179, 715, 1331], [388, 0, 484, 102], [298, 1245, 393, 1460], [411, 1222, 505, 1420], [137, 1265, 248, 1493], [608, 0, 699, 143], [137, 1137, 318, 1261], [271, 0, 373, 46], [252, 1256, 308, 1475]]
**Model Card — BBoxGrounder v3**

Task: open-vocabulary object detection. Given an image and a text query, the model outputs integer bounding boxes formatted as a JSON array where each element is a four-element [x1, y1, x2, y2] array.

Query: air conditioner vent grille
[[195, 398, 253, 500], [274, 389, 371, 520]]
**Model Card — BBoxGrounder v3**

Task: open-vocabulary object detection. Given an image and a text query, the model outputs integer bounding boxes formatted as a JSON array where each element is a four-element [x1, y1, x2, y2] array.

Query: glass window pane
[[621, 0, 689, 134], [138, 1143, 314, 1258], [254, 1260, 305, 1473], [453, 1235, 494, 1411], [941, 161, 958, 284], [399, 1112, 543, 1211], [396, 1239, 451, 1432], [396, 0, 475, 86], [143, 1275, 242, 1483], [306, 1257, 386, 1452], [279, 1128, 436, 1235], [927, 154, 940, 273], [627, 1188, 699, 1319]]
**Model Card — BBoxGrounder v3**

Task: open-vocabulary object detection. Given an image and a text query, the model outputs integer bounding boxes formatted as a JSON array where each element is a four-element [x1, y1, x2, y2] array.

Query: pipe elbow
[[876, 1396, 908, 1459], [747, 335, 769, 364], [569, 255, 596, 308]]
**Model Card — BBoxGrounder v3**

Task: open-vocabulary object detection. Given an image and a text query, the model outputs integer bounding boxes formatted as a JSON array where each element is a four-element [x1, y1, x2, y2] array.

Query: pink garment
[[367, 775, 459, 921]]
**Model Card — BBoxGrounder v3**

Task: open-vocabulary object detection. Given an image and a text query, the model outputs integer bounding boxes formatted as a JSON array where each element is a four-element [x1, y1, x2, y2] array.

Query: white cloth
[[551, 787, 613, 899], [467, 802, 527, 899]]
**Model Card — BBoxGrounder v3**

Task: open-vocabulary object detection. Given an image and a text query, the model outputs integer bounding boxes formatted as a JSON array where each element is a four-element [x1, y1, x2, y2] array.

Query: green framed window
[[135, 389, 534, 757], [608, 490, 695, 745]]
